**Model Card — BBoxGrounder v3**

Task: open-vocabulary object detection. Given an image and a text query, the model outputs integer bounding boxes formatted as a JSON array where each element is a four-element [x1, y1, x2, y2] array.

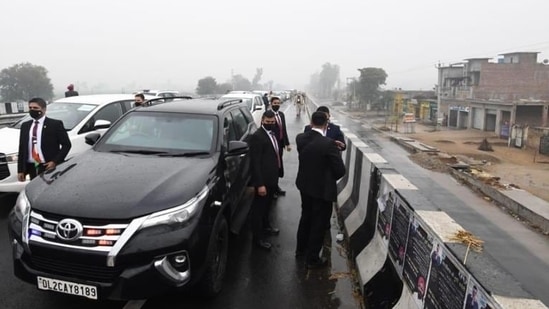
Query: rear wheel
[[197, 217, 229, 297]]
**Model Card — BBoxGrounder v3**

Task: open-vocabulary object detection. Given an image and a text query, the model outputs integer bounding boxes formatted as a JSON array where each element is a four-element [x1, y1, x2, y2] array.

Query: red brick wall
[[474, 63, 549, 101]]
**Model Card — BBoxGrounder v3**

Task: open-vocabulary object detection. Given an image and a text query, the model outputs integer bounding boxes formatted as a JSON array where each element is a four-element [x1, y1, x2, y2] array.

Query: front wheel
[[197, 217, 229, 297]]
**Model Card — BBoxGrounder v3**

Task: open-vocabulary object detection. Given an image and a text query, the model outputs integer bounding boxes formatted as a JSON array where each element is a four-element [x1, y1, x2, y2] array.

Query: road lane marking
[[123, 299, 147, 309]]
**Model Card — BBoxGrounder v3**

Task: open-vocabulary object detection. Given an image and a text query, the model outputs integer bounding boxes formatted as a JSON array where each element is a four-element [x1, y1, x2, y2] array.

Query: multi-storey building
[[437, 52, 549, 136]]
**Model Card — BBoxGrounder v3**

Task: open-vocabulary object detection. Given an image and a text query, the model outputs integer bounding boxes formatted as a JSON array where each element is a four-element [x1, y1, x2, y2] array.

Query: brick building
[[437, 52, 549, 135]]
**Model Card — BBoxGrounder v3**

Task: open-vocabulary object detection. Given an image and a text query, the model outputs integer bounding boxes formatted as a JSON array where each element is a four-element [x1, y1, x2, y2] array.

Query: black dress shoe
[[264, 227, 280, 235], [254, 240, 272, 250], [306, 257, 328, 269]]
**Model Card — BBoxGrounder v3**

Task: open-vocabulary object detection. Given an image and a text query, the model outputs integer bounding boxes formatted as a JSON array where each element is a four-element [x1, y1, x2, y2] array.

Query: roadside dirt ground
[[395, 123, 549, 203], [337, 108, 549, 204]]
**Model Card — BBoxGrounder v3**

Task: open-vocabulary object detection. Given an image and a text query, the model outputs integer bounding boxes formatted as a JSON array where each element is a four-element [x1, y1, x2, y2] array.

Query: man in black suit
[[304, 106, 346, 151], [248, 110, 281, 250], [17, 97, 71, 181], [270, 96, 291, 197], [295, 111, 346, 268]]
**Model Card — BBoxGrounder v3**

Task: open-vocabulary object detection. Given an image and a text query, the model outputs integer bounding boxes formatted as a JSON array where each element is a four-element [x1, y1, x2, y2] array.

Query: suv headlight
[[139, 186, 209, 230], [5, 152, 18, 163], [13, 190, 31, 223], [10, 190, 31, 246]]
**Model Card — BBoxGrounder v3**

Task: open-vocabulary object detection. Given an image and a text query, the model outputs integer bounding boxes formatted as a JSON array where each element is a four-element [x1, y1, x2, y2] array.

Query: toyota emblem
[[56, 219, 83, 241]]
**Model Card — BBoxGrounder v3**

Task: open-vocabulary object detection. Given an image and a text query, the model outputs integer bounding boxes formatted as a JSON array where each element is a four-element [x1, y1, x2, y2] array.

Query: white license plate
[[37, 276, 98, 300]]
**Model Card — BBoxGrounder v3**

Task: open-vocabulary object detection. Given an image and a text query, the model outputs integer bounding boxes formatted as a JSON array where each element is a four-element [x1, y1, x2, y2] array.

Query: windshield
[[96, 112, 217, 154], [10, 102, 98, 130]]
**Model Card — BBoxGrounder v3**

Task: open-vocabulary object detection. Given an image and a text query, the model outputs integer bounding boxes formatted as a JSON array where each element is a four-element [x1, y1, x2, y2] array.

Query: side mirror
[[85, 133, 101, 145], [94, 119, 111, 130], [227, 140, 248, 155]]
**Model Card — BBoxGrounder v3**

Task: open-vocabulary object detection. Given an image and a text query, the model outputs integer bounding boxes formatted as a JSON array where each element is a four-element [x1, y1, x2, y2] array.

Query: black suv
[[8, 98, 257, 300]]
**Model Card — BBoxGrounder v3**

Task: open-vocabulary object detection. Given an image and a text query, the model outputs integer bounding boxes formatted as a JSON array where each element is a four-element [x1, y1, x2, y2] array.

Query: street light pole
[[346, 77, 354, 109], [436, 63, 442, 131]]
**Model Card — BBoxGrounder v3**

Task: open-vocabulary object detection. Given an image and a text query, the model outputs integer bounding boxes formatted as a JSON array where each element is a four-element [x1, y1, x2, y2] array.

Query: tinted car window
[[80, 103, 123, 134], [98, 112, 216, 153], [230, 109, 249, 140], [224, 114, 236, 143], [240, 107, 253, 123]]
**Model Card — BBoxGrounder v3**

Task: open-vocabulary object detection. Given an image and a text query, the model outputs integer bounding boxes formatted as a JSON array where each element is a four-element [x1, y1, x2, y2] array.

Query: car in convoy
[[0, 94, 146, 193], [140, 89, 180, 101], [8, 97, 256, 300], [220, 92, 265, 127]]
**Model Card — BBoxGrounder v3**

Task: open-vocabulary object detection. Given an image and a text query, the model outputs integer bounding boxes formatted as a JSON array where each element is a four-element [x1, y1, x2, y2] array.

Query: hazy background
[[2, 0, 548, 95]]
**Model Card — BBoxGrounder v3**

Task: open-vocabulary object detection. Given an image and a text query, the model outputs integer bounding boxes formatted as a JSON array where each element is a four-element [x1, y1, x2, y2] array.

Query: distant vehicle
[[0, 94, 150, 193], [139, 89, 180, 100], [220, 93, 265, 127], [227, 90, 251, 95]]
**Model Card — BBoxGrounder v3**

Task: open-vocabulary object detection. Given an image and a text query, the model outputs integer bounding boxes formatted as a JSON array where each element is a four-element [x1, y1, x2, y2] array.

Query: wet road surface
[[0, 102, 362, 309]]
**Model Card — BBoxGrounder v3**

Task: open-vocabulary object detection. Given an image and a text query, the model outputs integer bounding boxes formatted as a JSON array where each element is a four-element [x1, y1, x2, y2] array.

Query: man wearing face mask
[[270, 97, 290, 197], [17, 97, 71, 181], [134, 93, 146, 107], [248, 110, 282, 250]]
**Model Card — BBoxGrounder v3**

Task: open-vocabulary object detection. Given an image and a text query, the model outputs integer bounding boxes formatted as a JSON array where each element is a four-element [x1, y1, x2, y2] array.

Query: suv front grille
[[0, 153, 9, 180], [28, 210, 130, 252]]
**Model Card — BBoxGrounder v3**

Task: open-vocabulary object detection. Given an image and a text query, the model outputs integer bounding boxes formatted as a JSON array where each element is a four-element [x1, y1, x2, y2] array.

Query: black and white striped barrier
[[335, 131, 548, 309]]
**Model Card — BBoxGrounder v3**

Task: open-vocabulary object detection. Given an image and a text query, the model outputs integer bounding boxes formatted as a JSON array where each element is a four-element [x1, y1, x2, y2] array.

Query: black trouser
[[25, 163, 46, 180], [277, 143, 285, 178], [296, 192, 333, 263], [251, 185, 276, 242]]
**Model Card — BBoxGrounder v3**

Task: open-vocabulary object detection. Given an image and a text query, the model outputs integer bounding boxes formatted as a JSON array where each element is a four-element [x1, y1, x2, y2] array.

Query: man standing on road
[[249, 110, 282, 251], [304, 106, 346, 151], [17, 98, 71, 181], [271, 96, 290, 197], [295, 111, 345, 268], [262, 92, 269, 110], [64, 84, 79, 97]]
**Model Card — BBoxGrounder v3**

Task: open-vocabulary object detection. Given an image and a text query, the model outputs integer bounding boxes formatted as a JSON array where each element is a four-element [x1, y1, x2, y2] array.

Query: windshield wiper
[[158, 151, 210, 157], [109, 150, 169, 155]]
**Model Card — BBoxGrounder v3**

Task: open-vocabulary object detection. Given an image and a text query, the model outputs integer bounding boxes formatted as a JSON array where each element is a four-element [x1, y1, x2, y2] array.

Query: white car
[[220, 93, 265, 127], [140, 89, 180, 100], [0, 94, 147, 193]]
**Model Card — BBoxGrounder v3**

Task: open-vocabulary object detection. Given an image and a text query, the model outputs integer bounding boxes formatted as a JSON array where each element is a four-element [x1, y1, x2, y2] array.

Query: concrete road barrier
[[336, 128, 548, 309]]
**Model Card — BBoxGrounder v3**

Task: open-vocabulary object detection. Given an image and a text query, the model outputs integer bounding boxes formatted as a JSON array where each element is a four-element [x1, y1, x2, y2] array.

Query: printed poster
[[387, 194, 412, 277], [376, 190, 395, 245], [463, 278, 501, 309], [424, 240, 468, 309], [402, 215, 434, 309]]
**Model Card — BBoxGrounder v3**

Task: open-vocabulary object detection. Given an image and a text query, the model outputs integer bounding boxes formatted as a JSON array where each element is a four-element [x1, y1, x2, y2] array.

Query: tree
[[252, 68, 263, 89], [318, 63, 340, 98], [0, 62, 54, 101], [196, 76, 218, 95], [216, 82, 233, 94], [231, 74, 252, 91], [307, 63, 340, 98], [356, 67, 388, 109]]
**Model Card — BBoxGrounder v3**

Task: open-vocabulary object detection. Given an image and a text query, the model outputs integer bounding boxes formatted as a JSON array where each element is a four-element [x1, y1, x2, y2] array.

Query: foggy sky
[[2, 0, 548, 96]]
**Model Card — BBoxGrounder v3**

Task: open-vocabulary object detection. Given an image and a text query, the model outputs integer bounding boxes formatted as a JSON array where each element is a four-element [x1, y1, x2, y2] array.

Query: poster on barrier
[[462, 278, 501, 309], [387, 193, 412, 278], [424, 240, 468, 309], [402, 214, 434, 309], [376, 190, 395, 245]]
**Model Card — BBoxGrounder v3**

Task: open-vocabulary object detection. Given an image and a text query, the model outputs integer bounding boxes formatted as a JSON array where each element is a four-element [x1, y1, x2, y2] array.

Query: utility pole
[[436, 62, 442, 131]]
